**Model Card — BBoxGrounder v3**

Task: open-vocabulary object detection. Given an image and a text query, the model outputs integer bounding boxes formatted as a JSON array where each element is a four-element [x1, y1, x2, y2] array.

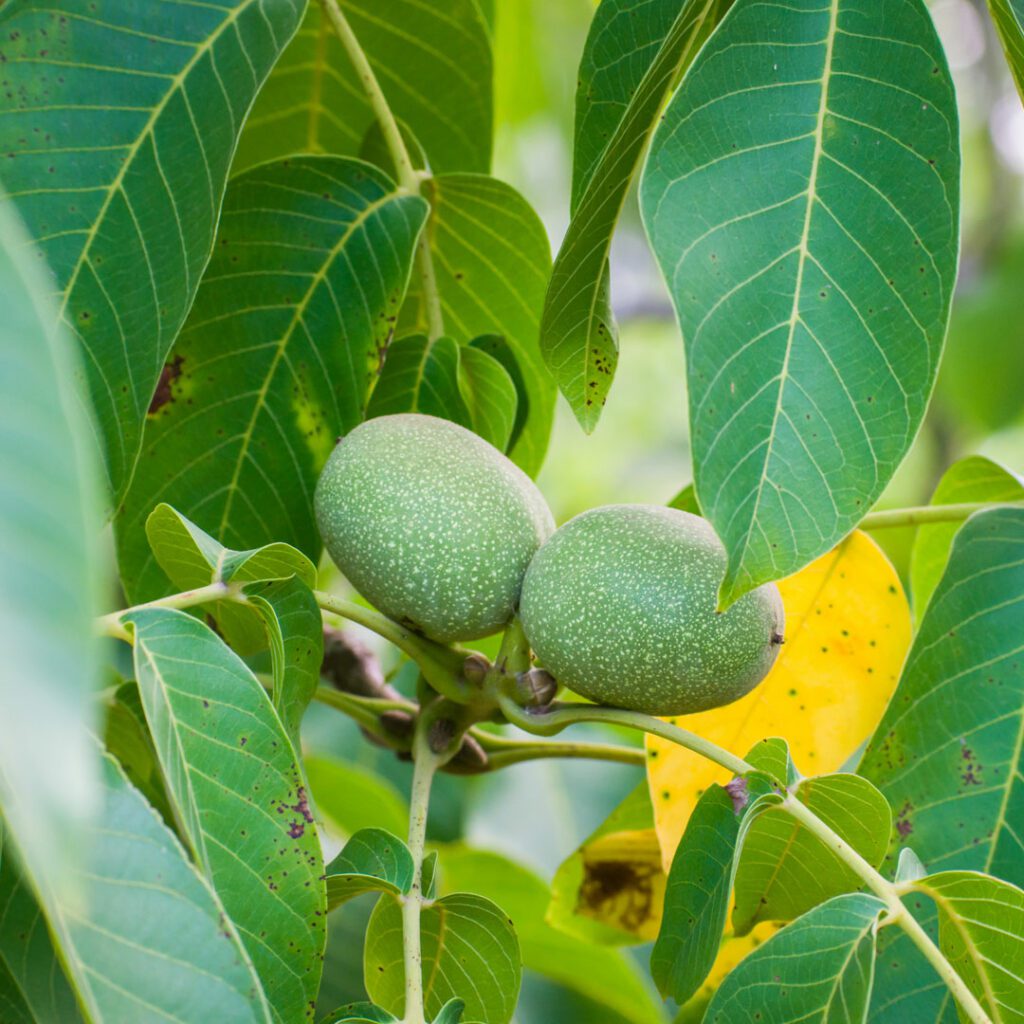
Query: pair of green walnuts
[[314, 414, 784, 716]]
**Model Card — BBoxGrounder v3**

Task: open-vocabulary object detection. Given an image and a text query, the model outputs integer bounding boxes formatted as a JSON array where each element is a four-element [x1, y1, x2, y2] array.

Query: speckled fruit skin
[[315, 413, 554, 642], [519, 505, 785, 715]]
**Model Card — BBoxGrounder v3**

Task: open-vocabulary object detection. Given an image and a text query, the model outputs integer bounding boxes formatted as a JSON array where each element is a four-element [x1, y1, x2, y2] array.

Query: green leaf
[[367, 335, 472, 425], [705, 892, 886, 1023], [640, 0, 961, 605], [918, 871, 1024, 1024], [436, 846, 665, 1024], [548, 782, 666, 946], [861, 507, 1024, 886], [651, 774, 778, 1004], [325, 829, 414, 911], [323, 1004, 397, 1024], [861, 507, 1024, 1019], [733, 772, 892, 935], [541, 0, 726, 431], [365, 892, 520, 1024], [457, 346, 518, 453], [125, 608, 326, 1024], [143, 502, 316, 653], [235, 0, 493, 175], [0, 190, 101, 905], [433, 1000, 468, 1024], [306, 755, 410, 840], [242, 576, 324, 751], [895, 848, 928, 884], [667, 483, 700, 516], [1, 754, 271, 1024], [0, 0, 304, 501], [989, 1, 1024, 103], [398, 174, 554, 476], [115, 156, 428, 602], [744, 736, 800, 788], [469, 335, 532, 453], [422, 850, 439, 901], [909, 456, 1024, 617]]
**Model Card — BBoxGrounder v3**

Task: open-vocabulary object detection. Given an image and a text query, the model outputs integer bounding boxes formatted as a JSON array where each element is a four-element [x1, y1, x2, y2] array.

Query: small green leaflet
[[918, 871, 1024, 1024], [368, 335, 518, 452], [541, 0, 725, 432], [909, 455, 1024, 617], [989, 1, 1024, 103], [114, 156, 427, 604], [1, 755, 271, 1024], [433, 1000, 469, 1024], [437, 845, 664, 1024], [365, 892, 520, 1024], [323, 1005, 396, 1024], [0, 191, 101, 907], [651, 773, 778, 1004], [0, 0, 304, 502], [235, 0, 493, 175], [640, 0, 960, 605], [733, 772, 891, 934], [705, 892, 886, 1023], [125, 608, 326, 1024], [397, 174, 555, 476], [325, 829, 414, 911]]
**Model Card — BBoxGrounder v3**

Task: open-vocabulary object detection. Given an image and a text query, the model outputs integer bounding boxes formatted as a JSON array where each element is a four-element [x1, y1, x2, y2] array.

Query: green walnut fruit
[[519, 505, 784, 715], [315, 413, 554, 642]]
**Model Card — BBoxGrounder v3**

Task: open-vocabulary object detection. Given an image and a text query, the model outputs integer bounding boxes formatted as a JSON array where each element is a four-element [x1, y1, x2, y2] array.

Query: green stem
[[860, 500, 1024, 530], [96, 581, 239, 641], [319, 0, 445, 340], [506, 701, 992, 1024], [472, 732, 645, 770], [315, 591, 470, 703], [312, 685, 413, 738]]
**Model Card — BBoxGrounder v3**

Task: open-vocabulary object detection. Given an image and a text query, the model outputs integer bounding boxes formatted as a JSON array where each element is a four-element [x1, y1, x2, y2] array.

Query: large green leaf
[[366, 335, 472, 425], [115, 156, 427, 602], [125, 608, 326, 1024], [0, 192, 101, 904], [325, 829, 414, 911], [989, 1, 1024, 103], [916, 871, 1024, 1024], [234, 0, 492, 175], [640, 0, 960, 605], [0, 0, 304, 501], [436, 846, 666, 1024], [541, 0, 726, 431], [651, 775, 777, 1005], [909, 456, 1024, 617], [733, 772, 892, 934], [861, 508, 1024, 1020], [1, 755, 271, 1024], [365, 892, 520, 1024], [398, 174, 554, 476], [704, 893, 885, 1023]]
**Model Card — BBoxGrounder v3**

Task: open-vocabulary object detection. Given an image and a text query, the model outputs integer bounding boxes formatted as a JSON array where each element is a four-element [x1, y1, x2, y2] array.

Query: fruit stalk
[[860, 499, 1024, 530], [502, 699, 992, 1024], [319, 0, 445, 339], [95, 580, 241, 641]]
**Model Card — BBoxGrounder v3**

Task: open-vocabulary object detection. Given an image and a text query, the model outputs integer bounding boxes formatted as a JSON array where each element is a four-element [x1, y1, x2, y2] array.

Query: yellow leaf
[[646, 530, 911, 867]]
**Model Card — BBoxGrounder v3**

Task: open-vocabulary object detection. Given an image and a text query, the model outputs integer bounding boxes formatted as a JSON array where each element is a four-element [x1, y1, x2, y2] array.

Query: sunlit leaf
[[1, 755, 271, 1024], [398, 175, 554, 475], [325, 829, 414, 911], [648, 531, 910, 863], [0, 0, 304, 500], [909, 455, 1024, 617], [651, 774, 778, 1005], [640, 0, 960, 604], [541, 0, 726, 431], [733, 772, 891, 934], [235, 0, 492, 175], [437, 846, 665, 1024], [365, 892, 520, 1024], [704, 893, 885, 1023], [115, 157, 427, 602], [125, 609, 326, 1023], [0, 191, 101, 906]]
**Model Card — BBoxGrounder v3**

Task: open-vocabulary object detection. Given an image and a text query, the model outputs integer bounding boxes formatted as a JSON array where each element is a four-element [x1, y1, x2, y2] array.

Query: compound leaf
[[0, 0, 304, 501], [115, 156, 427, 602], [640, 0, 960, 604]]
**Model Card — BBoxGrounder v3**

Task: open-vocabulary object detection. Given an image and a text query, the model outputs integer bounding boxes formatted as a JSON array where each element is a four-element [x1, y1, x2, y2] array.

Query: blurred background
[[301, 1, 1024, 1019]]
